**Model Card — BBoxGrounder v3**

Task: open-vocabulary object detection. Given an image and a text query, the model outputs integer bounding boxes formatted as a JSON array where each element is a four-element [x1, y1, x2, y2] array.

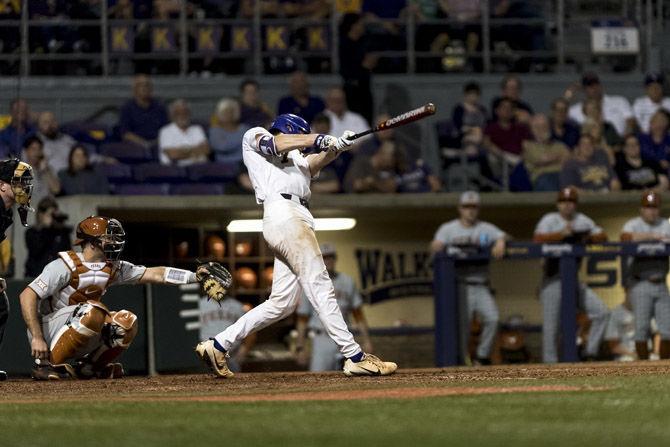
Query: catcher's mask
[[74, 216, 126, 261], [0, 159, 34, 226]]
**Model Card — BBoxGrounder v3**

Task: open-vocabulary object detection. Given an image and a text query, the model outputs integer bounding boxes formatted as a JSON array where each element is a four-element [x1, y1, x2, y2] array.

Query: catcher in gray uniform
[[295, 243, 373, 371], [19, 215, 231, 380], [533, 186, 610, 363], [620, 190, 670, 359], [430, 191, 508, 365]]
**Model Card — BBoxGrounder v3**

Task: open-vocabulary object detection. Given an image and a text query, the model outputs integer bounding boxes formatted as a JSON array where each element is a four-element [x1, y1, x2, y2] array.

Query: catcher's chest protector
[[57, 251, 116, 305]]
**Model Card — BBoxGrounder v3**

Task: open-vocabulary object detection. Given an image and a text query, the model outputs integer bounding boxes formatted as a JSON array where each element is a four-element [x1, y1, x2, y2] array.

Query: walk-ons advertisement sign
[[355, 248, 433, 304]]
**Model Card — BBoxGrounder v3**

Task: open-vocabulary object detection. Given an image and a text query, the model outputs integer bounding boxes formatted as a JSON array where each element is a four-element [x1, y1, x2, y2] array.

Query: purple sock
[[211, 338, 226, 353], [348, 351, 364, 363]]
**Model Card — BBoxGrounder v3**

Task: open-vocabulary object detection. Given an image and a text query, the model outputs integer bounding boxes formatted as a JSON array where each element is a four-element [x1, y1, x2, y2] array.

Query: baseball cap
[[320, 243, 337, 257], [459, 191, 480, 206], [557, 186, 579, 203], [641, 190, 660, 207], [581, 72, 600, 87], [644, 73, 664, 86]]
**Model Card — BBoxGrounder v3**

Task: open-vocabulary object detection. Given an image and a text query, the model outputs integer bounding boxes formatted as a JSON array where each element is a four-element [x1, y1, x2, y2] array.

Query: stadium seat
[[99, 163, 133, 183], [187, 162, 239, 183], [60, 121, 111, 147], [170, 183, 226, 195], [133, 163, 188, 183], [99, 142, 154, 164], [115, 183, 170, 195]]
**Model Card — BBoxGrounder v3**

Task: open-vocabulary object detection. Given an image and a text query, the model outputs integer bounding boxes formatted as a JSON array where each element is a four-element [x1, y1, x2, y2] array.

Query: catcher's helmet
[[269, 113, 310, 135], [74, 216, 126, 260], [641, 190, 661, 208], [557, 186, 578, 203]]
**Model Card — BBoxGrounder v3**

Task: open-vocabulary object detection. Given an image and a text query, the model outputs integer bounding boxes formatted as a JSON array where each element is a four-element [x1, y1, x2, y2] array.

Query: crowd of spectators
[[1, 70, 669, 201], [0, 71, 441, 201], [440, 72, 670, 194], [0, 1, 549, 76]]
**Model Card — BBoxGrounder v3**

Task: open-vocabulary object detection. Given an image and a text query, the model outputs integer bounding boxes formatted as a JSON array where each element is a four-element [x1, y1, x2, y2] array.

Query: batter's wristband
[[310, 134, 327, 154]]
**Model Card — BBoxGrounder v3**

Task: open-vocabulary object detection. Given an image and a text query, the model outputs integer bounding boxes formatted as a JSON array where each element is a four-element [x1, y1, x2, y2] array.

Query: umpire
[[430, 191, 508, 365], [0, 159, 34, 380], [533, 187, 610, 363], [620, 191, 670, 359]]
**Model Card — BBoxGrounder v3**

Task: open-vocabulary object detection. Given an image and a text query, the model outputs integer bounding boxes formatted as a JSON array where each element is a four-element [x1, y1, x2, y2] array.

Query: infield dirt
[[2, 361, 669, 402]]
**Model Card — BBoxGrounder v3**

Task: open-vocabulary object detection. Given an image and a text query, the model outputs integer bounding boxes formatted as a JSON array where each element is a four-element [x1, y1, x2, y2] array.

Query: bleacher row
[[98, 142, 240, 195]]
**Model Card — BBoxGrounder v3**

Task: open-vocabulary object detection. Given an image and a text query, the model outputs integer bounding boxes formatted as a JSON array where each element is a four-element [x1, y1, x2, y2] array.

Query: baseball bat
[[349, 103, 437, 140]]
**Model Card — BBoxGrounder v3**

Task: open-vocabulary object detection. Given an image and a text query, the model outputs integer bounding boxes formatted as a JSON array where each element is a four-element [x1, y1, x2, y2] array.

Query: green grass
[[3, 375, 670, 447]]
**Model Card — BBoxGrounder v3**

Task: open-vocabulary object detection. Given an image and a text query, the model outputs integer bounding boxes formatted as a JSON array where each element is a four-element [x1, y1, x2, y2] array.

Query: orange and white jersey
[[28, 251, 147, 317]]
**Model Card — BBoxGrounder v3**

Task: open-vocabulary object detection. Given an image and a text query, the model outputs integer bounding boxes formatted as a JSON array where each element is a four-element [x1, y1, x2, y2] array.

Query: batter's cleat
[[31, 359, 71, 380], [0, 370, 6, 381], [195, 339, 234, 378], [343, 353, 397, 377]]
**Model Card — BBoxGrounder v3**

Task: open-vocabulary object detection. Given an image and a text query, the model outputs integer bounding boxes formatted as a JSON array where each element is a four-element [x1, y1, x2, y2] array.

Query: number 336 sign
[[591, 27, 640, 54]]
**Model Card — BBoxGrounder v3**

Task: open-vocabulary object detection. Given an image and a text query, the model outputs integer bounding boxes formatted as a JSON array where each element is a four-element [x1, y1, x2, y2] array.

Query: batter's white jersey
[[242, 127, 313, 204]]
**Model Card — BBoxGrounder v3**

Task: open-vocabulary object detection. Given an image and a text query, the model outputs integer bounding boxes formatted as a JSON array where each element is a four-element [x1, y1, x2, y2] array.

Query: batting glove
[[310, 134, 338, 153], [331, 130, 356, 152]]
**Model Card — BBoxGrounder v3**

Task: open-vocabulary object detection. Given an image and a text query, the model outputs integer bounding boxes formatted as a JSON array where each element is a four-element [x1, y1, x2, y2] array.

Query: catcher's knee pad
[[89, 310, 138, 369], [50, 302, 108, 364], [103, 310, 138, 348]]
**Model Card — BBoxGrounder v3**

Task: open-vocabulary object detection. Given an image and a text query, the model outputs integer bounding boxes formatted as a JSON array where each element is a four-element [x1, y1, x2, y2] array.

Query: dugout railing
[[433, 241, 670, 367]]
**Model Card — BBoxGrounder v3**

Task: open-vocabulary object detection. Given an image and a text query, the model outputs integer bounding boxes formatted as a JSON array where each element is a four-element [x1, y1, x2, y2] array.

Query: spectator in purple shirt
[[277, 71, 325, 124], [638, 109, 670, 169], [0, 98, 35, 158], [118, 74, 169, 148]]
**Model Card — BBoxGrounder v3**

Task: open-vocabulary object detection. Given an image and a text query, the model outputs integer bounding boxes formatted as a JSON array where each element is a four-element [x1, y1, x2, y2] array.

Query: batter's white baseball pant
[[214, 199, 362, 358]]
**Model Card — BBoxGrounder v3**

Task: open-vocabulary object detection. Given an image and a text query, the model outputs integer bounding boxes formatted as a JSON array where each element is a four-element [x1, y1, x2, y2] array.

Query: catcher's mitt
[[196, 261, 232, 302]]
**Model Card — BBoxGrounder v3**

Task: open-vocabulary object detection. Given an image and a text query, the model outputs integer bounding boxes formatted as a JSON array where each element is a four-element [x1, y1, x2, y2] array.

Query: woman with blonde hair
[[209, 98, 250, 164]]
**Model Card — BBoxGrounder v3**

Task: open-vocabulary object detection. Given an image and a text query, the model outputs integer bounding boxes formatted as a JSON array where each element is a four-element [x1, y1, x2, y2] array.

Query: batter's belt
[[280, 193, 309, 209]]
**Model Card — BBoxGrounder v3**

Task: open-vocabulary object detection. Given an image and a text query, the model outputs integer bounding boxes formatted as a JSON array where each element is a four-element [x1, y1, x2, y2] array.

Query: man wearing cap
[[632, 73, 670, 133], [430, 191, 508, 365], [620, 191, 670, 360], [533, 186, 610, 362], [568, 72, 635, 137], [0, 158, 34, 380], [295, 243, 373, 371]]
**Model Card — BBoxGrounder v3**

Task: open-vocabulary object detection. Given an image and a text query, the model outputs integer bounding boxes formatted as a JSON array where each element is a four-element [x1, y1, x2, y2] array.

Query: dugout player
[[533, 187, 610, 363], [195, 113, 397, 377], [430, 191, 508, 365], [620, 191, 670, 359], [19, 215, 214, 380], [0, 159, 34, 381], [295, 243, 373, 371]]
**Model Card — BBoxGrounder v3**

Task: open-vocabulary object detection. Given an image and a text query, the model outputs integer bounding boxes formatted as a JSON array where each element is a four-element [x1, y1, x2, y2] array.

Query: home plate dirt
[[2, 361, 668, 403]]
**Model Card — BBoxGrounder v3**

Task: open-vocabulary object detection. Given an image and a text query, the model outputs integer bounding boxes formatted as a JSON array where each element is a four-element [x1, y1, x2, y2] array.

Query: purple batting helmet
[[269, 113, 311, 135]]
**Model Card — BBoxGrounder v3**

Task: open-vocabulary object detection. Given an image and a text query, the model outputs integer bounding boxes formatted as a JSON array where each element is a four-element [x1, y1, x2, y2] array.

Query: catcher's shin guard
[[50, 302, 107, 364], [90, 310, 138, 370]]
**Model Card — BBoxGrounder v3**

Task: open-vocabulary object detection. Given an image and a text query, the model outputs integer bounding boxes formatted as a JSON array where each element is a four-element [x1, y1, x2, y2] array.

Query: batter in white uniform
[[195, 113, 397, 377]]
